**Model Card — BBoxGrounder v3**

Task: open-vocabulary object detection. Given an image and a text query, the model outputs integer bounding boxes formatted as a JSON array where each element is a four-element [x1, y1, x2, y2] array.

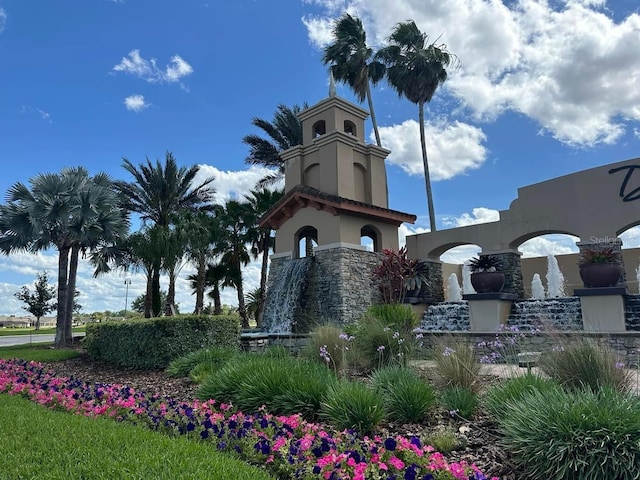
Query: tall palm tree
[[214, 200, 252, 328], [322, 12, 386, 147], [243, 103, 306, 187], [187, 261, 227, 316], [244, 188, 284, 327], [115, 152, 215, 315], [0, 167, 127, 347], [376, 21, 454, 232]]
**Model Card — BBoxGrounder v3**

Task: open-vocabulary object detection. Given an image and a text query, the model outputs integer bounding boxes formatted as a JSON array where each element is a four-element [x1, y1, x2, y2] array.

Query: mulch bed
[[41, 352, 519, 479]]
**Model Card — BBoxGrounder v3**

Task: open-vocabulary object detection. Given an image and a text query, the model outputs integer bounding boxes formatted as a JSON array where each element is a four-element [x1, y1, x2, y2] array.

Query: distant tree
[[14, 272, 57, 330], [130, 290, 169, 315]]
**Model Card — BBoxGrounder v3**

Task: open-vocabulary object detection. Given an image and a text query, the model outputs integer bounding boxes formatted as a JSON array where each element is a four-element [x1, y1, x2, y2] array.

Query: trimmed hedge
[[83, 315, 241, 369]]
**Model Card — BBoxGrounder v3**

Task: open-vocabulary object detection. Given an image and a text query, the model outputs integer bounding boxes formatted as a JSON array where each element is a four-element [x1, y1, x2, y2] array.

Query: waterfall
[[531, 273, 546, 300], [546, 254, 566, 298], [262, 258, 313, 333], [446, 273, 463, 302]]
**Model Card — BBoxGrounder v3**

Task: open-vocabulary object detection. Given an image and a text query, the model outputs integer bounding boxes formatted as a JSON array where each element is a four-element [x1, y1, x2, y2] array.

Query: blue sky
[[0, 0, 639, 315]]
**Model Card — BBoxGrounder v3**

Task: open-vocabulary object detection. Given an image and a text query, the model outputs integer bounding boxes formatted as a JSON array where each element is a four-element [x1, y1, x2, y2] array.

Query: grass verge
[[0, 344, 79, 362], [0, 394, 274, 480], [0, 326, 85, 336]]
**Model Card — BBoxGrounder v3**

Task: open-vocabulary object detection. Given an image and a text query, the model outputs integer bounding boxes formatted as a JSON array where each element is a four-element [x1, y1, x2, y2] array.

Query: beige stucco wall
[[441, 248, 640, 297], [274, 207, 401, 256], [407, 157, 640, 259]]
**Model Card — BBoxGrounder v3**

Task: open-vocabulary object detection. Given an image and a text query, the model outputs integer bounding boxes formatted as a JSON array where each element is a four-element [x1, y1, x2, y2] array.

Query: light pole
[[124, 279, 132, 319]]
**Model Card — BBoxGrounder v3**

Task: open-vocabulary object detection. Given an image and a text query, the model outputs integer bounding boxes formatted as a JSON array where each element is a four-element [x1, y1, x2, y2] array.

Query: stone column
[[423, 260, 444, 303], [486, 251, 525, 299]]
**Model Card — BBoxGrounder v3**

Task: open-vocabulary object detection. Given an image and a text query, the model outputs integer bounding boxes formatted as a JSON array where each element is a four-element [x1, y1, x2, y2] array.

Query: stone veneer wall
[[491, 252, 525, 299], [415, 331, 640, 367], [312, 247, 382, 326], [423, 261, 444, 303]]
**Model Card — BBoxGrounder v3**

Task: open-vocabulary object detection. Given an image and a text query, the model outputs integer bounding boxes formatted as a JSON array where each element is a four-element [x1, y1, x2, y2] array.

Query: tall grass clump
[[165, 347, 237, 378], [538, 339, 631, 392], [483, 373, 558, 418], [370, 366, 436, 422], [366, 304, 419, 332], [499, 386, 640, 480], [440, 386, 478, 419], [301, 325, 349, 373], [320, 381, 385, 435], [430, 338, 480, 393], [352, 315, 415, 370], [197, 353, 335, 421]]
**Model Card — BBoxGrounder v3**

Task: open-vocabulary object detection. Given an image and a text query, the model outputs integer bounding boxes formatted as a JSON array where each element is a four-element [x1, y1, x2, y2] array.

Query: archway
[[295, 226, 318, 258], [360, 225, 381, 252]]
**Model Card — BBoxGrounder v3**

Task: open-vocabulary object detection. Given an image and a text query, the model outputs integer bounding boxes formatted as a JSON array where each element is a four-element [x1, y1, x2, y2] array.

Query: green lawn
[[0, 326, 86, 336], [0, 394, 275, 480], [0, 343, 79, 362]]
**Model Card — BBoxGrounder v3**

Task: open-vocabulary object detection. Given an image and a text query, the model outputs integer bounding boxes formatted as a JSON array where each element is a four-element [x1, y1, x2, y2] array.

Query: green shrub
[[165, 347, 237, 378], [370, 366, 436, 423], [84, 314, 241, 369], [365, 304, 419, 331], [189, 361, 217, 384], [352, 316, 415, 370], [320, 381, 385, 435], [499, 387, 640, 480], [483, 373, 558, 418], [538, 339, 631, 392], [197, 354, 335, 421], [440, 386, 478, 419], [430, 339, 480, 393], [301, 325, 348, 373]]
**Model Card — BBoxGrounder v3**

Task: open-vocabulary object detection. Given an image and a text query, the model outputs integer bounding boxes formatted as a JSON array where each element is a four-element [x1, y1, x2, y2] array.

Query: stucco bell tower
[[259, 79, 416, 332]]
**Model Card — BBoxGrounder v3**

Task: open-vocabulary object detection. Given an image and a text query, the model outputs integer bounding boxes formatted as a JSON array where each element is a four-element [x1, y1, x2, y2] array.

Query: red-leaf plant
[[372, 246, 430, 304]]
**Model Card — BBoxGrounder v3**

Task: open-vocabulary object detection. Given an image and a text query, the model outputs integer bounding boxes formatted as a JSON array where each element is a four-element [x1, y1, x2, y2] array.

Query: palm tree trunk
[[257, 236, 270, 328], [212, 284, 222, 315], [144, 272, 153, 318], [366, 82, 382, 147], [236, 272, 249, 329], [64, 245, 80, 344], [193, 255, 206, 315], [151, 260, 162, 317], [166, 269, 176, 316], [419, 101, 437, 232], [54, 247, 70, 348]]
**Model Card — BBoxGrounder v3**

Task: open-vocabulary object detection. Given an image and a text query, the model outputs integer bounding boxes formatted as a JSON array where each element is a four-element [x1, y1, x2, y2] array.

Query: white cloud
[[124, 94, 150, 112], [519, 235, 579, 258], [113, 50, 193, 85], [304, 0, 640, 147], [398, 223, 430, 248], [380, 119, 487, 180], [195, 164, 284, 205], [620, 226, 640, 249], [301, 15, 335, 46], [441, 207, 499, 228], [19, 105, 52, 123], [0, 8, 6, 33]]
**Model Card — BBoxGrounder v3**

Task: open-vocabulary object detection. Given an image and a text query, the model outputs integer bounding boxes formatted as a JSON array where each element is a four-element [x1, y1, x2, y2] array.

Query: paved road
[[0, 333, 85, 347]]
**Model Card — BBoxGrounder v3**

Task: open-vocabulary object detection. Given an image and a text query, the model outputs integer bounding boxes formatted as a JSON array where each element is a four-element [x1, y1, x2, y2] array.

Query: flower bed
[[0, 358, 496, 480]]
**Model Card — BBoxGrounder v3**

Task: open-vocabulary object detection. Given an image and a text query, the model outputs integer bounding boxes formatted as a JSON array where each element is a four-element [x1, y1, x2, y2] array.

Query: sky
[[0, 0, 639, 316]]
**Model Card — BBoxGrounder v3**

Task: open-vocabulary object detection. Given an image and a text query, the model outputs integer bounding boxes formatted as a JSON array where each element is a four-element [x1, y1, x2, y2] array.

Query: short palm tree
[[214, 200, 253, 328], [322, 12, 386, 147], [244, 188, 284, 327], [243, 103, 306, 187], [376, 21, 454, 232]]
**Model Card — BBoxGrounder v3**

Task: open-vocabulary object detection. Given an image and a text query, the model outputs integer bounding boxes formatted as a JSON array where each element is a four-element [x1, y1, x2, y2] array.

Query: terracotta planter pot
[[470, 271, 505, 293], [579, 263, 622, 288]]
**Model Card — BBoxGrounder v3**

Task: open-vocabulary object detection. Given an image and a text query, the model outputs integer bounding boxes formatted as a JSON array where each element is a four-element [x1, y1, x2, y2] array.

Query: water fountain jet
[[446, 273, 462, 302], [546, 253, 566, 298], [531, 273, 545, 300]]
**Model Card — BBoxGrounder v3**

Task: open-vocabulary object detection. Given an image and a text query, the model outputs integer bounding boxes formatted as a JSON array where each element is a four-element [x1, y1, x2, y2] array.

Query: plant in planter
[[372, 247, 430, 304], [578, 247, 622, 288], [468, 255, 505, 293]]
